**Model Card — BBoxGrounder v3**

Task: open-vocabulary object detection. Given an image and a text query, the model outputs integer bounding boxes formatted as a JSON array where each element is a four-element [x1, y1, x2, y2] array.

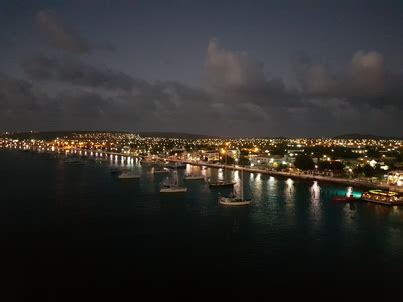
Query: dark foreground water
[[1, 150, 403, 300]]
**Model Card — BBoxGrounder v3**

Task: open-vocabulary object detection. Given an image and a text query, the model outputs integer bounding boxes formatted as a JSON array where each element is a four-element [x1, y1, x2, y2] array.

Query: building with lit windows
[[388, 170, 403, 187]]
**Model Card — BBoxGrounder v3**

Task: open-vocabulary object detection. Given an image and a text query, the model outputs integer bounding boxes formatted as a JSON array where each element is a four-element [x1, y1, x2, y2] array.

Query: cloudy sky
[[1, 0, 403, 137]]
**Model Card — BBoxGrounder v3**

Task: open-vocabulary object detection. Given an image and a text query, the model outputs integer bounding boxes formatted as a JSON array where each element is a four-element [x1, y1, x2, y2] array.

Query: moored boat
[[209, 180, 235, 188], [219, 195, 252, 206], [165, 162, 186, 169], [160, 185, 187, 193], [361, 189, 403, 206], [332, 196, 359, 203], [152, 167, 169, 174], [159, 162, 187, 193], [184, 173, 204, 180], [64, 157, 82, 164], [118, 171, 140, 179], [219, 168, 251, 206]]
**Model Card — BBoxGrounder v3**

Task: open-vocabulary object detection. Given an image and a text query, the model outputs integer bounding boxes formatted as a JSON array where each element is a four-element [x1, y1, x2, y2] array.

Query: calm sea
[[1, 150, 403, 300]]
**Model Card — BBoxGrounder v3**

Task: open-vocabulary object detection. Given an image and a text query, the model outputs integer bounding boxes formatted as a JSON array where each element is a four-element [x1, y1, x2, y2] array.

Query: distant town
[[1, 131, 402, 193]]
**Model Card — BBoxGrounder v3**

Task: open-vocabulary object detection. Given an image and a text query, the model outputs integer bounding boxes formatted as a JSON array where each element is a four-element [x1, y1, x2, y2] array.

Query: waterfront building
[[249, 154, 273, 166], [199, 150, 220, 162], [388, 170, 403, 187]]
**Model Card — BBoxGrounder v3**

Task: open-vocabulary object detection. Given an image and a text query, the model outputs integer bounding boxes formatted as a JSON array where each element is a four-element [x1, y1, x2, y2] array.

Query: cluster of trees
[[272, 162, 289, 171], [294, 154, 346, 172], [219, 155, 235, 165], [238, 150, 250, 166], [304, 146, 360, 160], [318, 160, 344, 171], [353, 164, 386, 178], [218, 150, 250, 166], [270, 143, 287, 156], [294, 155, 315, 171]]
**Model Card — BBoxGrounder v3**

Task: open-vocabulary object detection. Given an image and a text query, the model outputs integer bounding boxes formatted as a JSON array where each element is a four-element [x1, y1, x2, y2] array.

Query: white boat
[[184, 173, 204, 180], [118, 171, 140, 179], [160, 185, 187, 193], [160, 163, 187, 193], [219, 168, 252, 206], [152, 167, 169, 174], [219, 196, 252, 206]]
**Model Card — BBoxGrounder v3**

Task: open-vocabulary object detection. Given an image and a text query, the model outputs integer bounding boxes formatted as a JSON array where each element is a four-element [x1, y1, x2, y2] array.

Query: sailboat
[[219, 168, 252, 206], [208, 152, 235, 188], [152, 167, 169, 174], [118, 170, 140, 179], [184, 172, 205, 180], [160, 162, 187, 193]]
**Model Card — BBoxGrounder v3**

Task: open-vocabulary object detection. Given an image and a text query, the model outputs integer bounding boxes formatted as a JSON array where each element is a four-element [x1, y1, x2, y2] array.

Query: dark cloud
[[3, 40, 403, 136], [23, 55, 141, 91], [292, 50, 403, 109], [36, 10, 90, 54], [22, 55, 209, 111], [291, 52, 341, 98], [0, 75, 42, 112], [205, 40, 301, 108]]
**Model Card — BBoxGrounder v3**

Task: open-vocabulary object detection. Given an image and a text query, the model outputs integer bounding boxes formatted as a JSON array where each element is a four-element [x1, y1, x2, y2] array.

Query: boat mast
[[175, 162, 178, 186], [241, 168, 244, 200], [224, 151, 227, 183]]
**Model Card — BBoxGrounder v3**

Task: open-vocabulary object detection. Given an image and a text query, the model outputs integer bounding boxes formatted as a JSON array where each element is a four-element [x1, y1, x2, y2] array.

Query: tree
[[220, 155, 234, 165], [354, 163, 385, 178], [270, 143, 287, 156], [318, 160, 345, 171], [273, 162, 288, 171], [239, 156, 250, 166], [294, 154, 315, 171], [367, 148, 380, 158]]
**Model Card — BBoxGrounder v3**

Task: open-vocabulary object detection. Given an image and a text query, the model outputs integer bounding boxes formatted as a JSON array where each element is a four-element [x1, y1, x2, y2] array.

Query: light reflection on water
[[284, 178, 295, 204], [2, 149, 403, 285], [309, 181, 322, 229]]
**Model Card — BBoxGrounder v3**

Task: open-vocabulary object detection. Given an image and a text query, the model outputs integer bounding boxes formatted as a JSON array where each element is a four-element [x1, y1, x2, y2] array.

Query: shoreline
[[3, 147, 402, 193], [165, 158, 403, 193]]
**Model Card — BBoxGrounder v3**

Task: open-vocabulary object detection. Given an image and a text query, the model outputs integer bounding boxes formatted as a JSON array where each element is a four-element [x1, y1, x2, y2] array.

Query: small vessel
[[332, 196, 359, 203], [160, 185, 187, 193], [361, 189, 403, 206], [209, 180, 235, 188], [160, 163, 187, 193], [165, 162, 186, 169], [152, 167, 169, 174], [110, 167, 121, 175], [64, 157, 82, 164], [219, 168, 251, 206], [118, 171, 140, 179], [209, 153, 235, 188], [184, 173, 204, 180], [141, 156, 157, 164]]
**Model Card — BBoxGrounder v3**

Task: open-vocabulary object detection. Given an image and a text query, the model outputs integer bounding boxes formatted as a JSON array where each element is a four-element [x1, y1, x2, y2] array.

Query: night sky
[[1, 0, 403, 137]]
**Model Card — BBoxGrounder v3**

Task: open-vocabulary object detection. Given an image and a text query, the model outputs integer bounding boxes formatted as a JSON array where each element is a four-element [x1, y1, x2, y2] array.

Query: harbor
[[5, 145, 403, 206]]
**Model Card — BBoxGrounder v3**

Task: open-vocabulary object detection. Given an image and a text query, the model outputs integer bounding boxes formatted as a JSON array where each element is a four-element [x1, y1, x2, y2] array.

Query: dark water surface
[[1, 150, 403, 300]]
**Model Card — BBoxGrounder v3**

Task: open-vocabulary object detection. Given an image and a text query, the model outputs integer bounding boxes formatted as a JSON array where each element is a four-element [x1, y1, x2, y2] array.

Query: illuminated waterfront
[[2, 149, 403, 296]]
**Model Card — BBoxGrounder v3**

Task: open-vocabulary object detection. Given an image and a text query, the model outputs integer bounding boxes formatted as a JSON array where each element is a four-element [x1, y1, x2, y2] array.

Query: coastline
[[3, 147, 402, 193], [165, 158, 403, 193]]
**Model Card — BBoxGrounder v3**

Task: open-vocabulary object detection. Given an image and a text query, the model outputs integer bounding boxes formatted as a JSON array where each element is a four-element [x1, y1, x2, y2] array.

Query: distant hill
[[333, 133, 402, 140], [2, 131, 220, 140], [2, 131, 73, 140], [138, 132, 220, 139], [1, 131, 134, 140]]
